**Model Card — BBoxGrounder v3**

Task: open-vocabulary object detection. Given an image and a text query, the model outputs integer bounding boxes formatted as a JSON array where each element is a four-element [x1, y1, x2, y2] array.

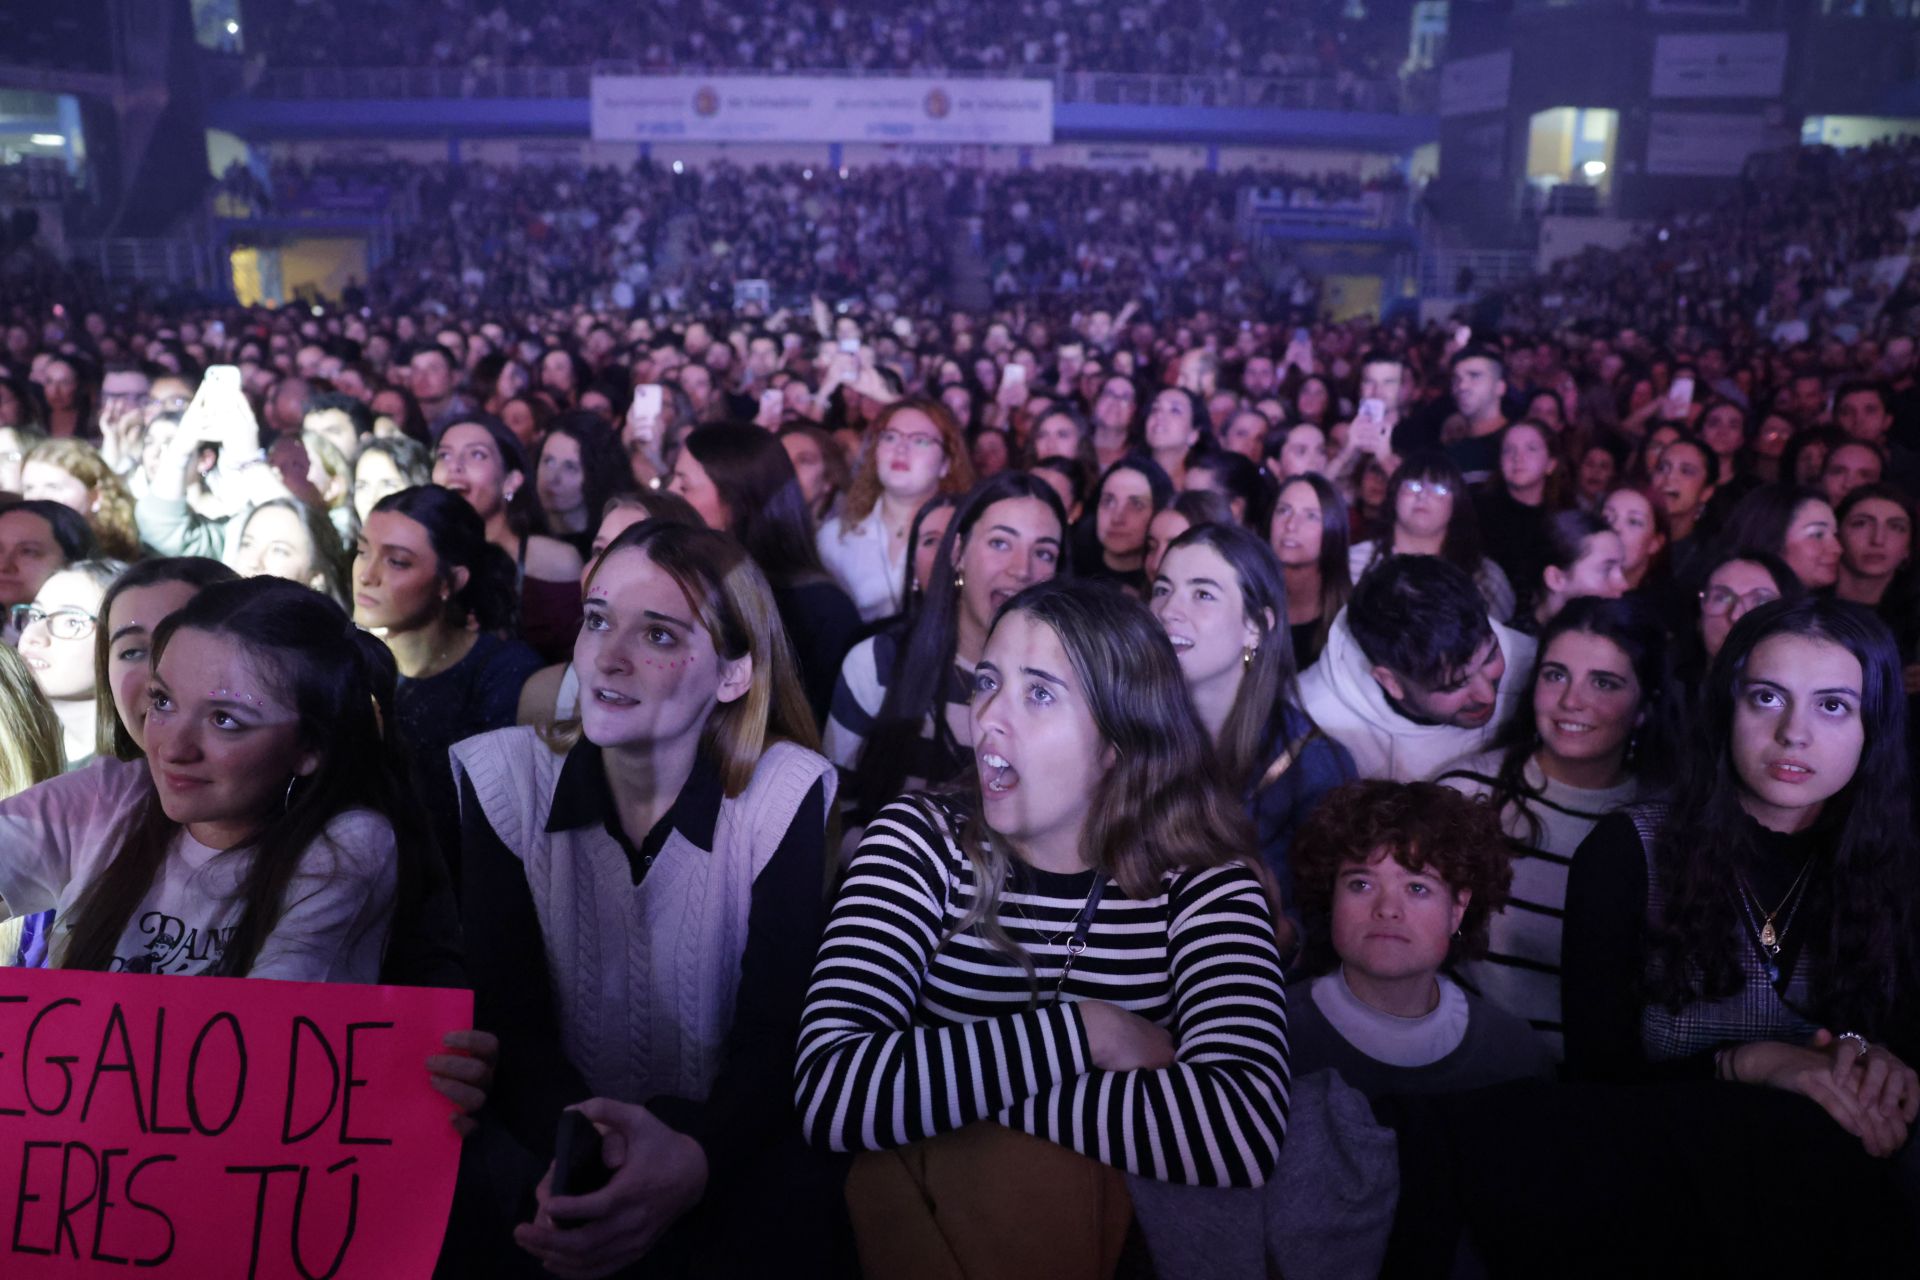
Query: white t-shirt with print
[[0, 757, 396, 981]]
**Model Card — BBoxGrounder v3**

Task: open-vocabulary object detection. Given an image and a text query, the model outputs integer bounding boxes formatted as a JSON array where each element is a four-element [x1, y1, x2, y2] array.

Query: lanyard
[[1050, 874, 1109, 1004]]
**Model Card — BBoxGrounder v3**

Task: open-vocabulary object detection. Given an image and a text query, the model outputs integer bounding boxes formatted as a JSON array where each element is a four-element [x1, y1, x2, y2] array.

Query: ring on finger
[[1837, 1031, 1870, 1060]]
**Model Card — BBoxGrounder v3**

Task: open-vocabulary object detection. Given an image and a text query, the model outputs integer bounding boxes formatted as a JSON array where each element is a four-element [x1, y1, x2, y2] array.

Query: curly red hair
[[1291, 779, 1514, 976]]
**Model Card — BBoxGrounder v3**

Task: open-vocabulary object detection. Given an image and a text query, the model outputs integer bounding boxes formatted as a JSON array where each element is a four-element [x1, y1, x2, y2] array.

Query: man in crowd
[[1298, 555, 1534, 781]]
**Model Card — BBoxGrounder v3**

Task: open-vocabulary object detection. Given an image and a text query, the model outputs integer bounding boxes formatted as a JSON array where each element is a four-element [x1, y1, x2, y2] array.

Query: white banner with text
[[590, 76, 1055, 144]]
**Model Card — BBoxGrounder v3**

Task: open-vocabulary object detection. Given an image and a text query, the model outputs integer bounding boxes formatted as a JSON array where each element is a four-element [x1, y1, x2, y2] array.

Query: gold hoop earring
[[1242, 645, 1257, 669], [954, 567, 966, 590]]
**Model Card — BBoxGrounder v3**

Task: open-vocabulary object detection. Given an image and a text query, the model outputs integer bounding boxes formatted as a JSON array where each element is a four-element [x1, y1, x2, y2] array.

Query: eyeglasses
[[1403, 479, 1453, 498], [878, 429, 944, 452], [1098, 387, 1136, 402], [1699, 585, 1779, 617], [10, 604, 98, 640]]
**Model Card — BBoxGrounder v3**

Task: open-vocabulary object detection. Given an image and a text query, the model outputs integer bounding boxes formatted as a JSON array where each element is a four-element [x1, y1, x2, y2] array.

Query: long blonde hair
[[0, 642, 66, 793], [552, 520, 818, 794], [24, 438, 140, 561]]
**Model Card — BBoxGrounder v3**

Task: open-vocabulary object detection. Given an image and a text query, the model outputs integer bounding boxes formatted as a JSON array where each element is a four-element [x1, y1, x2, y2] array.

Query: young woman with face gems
[[1142, 387, 1208, 490], [354, 484, 545, 858], [1082, 454, 1172, 598], [826, 473, 1067, 826], [431, 413, 584, 663], [1269, 473, 1353, 669], [535, 410, 634, 561], [1601, 486, 1669, 595], [1564, 599, 1920, 1160], [0, 576, 412, 979], [1286, 780, 1549, 1097], [15, 559, 127, 769], [1518, 511, 1629, 633], [1351, 452, 1516, 624], [1719, 484, 1844, 594], [450, 521, 842, 1280], [815, 399, 974, 624], [1151, 523, 1356, 945], [514, 489, 707, 735], [798, 580, 1290, 1200], [1438, 598, 1672, 1060]]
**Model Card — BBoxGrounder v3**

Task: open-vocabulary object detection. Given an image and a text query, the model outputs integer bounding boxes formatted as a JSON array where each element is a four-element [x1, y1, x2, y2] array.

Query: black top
[[772, 578, 862, 728], [460, 740, 829, 1175], [1563, 809, 1838, 1081], [396, 632, 545, 881], [1473, 489, 1550, 617]]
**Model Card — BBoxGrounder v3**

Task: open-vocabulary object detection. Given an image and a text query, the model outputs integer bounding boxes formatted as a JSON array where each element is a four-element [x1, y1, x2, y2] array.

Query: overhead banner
[[1439, 50, 1512, 118], [1651, 32, 1787, 99], [1646, 111, 1771, 177], [591, 76, 1055, 144], [0, 968, 470, 1279]]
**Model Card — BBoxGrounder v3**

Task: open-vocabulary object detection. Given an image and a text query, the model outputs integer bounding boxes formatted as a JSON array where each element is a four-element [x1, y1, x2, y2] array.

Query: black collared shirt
[[545, 738, 728, 884], [460, 739, 829, 1179]]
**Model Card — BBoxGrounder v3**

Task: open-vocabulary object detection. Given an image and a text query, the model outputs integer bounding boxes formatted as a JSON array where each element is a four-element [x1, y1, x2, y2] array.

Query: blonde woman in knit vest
[[450, 518, 842, 1279]]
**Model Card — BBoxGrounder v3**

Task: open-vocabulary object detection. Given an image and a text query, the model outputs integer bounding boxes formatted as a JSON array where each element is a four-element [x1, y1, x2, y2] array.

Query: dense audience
[[243, 0, 1412, 83], [341, 157, 1389, 320], [1, 134, 1918, 1274]]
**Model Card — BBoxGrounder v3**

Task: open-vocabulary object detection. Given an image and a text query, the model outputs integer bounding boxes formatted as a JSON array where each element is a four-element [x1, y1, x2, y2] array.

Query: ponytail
[[372, 484, 522, 635]]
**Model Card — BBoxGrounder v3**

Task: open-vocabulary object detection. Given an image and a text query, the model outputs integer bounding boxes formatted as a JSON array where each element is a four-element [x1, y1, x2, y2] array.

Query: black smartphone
[[551, 1109, 611, 1229]]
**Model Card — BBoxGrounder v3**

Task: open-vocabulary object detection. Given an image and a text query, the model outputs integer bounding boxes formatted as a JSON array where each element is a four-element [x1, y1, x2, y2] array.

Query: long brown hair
[[24, 438, 140, 560], [1159, 522, 1301, 790], [555, 520, 818, 794], [93, 557, 240, 761], [838, 397, 975, 527], [61, 578, 419, 975], [946, 579, 1255, 984]]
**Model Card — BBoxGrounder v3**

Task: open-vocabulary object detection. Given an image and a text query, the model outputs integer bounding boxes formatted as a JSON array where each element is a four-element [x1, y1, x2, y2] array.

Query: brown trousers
[[845, 1123, 1132, 1280]]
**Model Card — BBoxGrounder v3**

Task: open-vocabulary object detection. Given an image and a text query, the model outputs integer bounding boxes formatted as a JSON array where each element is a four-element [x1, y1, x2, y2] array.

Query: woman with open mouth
[[797, 578, 1291, 1267], [1149, 521, 1353, 955], [825, 471, 1067, 829]]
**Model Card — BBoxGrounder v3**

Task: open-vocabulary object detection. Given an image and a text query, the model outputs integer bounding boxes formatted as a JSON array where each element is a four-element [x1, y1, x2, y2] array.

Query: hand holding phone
[[1667, 375, 1695, 409], [551, 1110, 612, 1230]]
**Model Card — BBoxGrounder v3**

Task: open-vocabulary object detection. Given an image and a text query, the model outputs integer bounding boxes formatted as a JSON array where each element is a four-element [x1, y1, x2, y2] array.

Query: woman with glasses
[[816, 398, 974, 624], [15, 558, 128, 768], [1348, 452, 1516, 623], [1692, 548, 1806, 668]]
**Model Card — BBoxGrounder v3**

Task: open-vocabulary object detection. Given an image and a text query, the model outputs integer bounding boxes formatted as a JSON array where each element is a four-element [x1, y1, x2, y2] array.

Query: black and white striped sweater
[[794, 795, 1291, 1187]]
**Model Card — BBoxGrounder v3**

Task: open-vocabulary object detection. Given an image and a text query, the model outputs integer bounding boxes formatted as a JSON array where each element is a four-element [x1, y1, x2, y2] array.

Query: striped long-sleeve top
[[794, 795, 1291, 1188], [1438, 752, 1640, 1061]]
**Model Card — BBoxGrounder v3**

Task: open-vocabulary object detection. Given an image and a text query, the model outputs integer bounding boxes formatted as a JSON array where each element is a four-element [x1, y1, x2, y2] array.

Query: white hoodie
[[1297, 608, 1537, 782]]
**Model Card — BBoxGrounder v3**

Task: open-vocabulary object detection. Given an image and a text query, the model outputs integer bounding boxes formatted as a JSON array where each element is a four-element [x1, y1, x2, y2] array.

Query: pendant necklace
[[1733, 857, 1815, 984]]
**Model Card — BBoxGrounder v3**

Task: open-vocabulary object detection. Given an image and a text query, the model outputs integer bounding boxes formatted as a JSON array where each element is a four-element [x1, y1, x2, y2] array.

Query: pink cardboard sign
[[0, 968, 471, 1278]]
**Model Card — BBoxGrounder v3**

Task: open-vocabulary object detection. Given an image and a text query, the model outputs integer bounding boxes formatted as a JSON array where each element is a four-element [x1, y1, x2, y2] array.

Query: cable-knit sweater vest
[[451, 727, 836, 1105]]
